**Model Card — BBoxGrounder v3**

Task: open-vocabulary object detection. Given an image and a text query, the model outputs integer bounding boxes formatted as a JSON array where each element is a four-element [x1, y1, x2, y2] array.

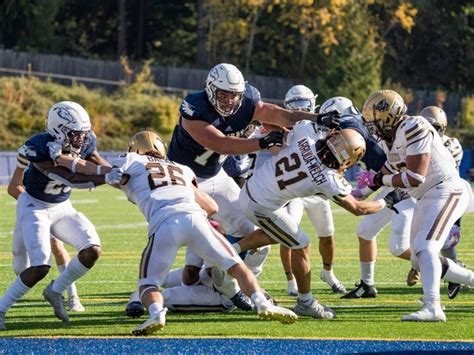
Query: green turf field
[[0, 186, 473, 340]]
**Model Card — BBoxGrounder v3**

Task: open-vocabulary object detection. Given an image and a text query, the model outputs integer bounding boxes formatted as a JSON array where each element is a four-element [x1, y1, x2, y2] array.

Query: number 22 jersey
[[112, 153, 206, 235], [246, 120, 351, 210]]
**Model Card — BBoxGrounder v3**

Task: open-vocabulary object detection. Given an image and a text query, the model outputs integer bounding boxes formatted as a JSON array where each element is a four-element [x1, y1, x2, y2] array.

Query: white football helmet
[[284, 85, 317, 113], [319, 96, 359, 116], [47, 101, 92, 156], [205, 63, 245, 117], [420, 106, 448, 136]]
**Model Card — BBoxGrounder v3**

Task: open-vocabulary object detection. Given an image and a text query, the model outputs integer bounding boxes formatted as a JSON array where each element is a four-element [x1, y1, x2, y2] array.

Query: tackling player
[[108, 131, 297, 335], [237, 120, 405, 319], [362, 90, 474, 321], [167, 63, 340, 285]]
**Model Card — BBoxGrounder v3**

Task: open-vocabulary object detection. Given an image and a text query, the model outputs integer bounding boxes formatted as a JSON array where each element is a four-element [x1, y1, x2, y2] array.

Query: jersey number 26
[[146, 162, 186, 190]]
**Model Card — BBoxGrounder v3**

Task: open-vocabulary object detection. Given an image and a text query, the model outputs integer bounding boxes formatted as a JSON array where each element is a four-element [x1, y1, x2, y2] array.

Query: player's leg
[[187, 213, 297, 324], [162, 284, 234, 312], [304, 197, 345, 293], [281, 199, 304, 296], [182, 247, 204, 285], [403, 180, 469, 322], [0, 194, 52, 329], [342, 198, 392, 299], [12, 222, 30, 275], [46, 202, 101, 320], [50, 237, 84, 312]]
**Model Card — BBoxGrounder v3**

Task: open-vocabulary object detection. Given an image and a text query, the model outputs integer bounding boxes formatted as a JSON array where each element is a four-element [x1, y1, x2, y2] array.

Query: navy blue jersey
[[22, 131, 97, 203], [339, 114, 386, 172], [167, 84, 261, 178]]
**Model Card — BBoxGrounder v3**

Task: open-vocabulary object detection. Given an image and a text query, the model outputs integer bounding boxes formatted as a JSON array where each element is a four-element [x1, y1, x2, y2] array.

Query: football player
[[278, 86, 346, 295], [7, 147, 87, 312], [237, 121, 405, 319], [419, 106, 466, 298], [0, 101, 114, 330], [167, 63, 340, 285], [362, 90, 474, 321], [319, 97, 415, 299], [108, 131, 297, 335]]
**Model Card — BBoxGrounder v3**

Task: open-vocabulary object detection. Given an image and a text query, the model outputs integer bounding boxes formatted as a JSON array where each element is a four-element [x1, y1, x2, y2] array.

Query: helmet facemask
[[62, 129, 91, 156]]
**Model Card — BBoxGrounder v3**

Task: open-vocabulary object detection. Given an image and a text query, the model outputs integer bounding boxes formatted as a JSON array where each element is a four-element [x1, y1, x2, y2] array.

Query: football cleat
[[320, 270, 347, 294], [125, 301, 145, 318], [262, 289, 279, 306], [447, 282, 461, 299], [257, 302, 298, 324], [402, 300, 446, 322], [293, 299, 336, 319], [341, 280, 377, 299], [0, 311, 6, 331], [68, 296, 85, 312], [43, 281, 69, 322], [132, 308, 167, 336], [230, 291, 253, 311], [406, 268, 420, 287]]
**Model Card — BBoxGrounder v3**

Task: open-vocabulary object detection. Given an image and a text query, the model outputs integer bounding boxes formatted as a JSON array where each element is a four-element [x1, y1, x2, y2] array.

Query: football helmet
[[317, 128, 366, 171], [46, 101, 92, 156], [362, 90, 407, 141], [205, 63, 245, 117], [284, 85, 317, 113], [420, 106, 448, 136], [319, 96, 359, 116], [128, 131, 167, 158]]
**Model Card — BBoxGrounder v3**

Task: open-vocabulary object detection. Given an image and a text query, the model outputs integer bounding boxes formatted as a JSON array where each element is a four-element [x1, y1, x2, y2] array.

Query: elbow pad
[[47, 172, 95, 190], [404, 170, 426, 187]]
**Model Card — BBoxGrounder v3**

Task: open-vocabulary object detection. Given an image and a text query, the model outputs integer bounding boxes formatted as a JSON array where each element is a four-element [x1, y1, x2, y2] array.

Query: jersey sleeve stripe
[[404, 123, 421, 136], [405, 126, 425, 141], [406, 131, 432, 148]]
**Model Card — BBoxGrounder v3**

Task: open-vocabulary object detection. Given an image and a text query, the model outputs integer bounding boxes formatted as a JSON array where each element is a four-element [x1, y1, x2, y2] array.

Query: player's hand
[[105, 168, 123, 187], [47, 141, 63, 162], [383, 188, 409, 214], [318, 110, 341, 129], [356, 171, 375, 189], [259, 130, 284, 150]]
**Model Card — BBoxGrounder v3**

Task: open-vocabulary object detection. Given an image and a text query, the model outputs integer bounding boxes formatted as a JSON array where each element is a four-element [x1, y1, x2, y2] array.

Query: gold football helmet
[[362, 90, 407, 140], [318, 129, 366, 171], [128, 131, 167, 158], [419, 106, 447, 136]]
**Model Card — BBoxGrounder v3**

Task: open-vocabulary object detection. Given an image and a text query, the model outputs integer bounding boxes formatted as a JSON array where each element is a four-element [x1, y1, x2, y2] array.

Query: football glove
[[47, 141, 63, 162], [259, 130, 284, 149], [383, 188, 410, 214], [105, 168, 123, 186], [317, 110, 341, 129], [356, 171, 376, 189]]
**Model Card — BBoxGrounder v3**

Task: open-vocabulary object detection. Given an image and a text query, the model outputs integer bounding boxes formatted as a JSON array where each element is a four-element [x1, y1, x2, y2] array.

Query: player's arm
[[253, 101, 340, 129], [54, 154, 113, 176], [182, 117, 281, 155], [7, 167, 25, 200], [33, 161, 106, 188], [193, 185, 218, 217], [334, 194, 386, 216]]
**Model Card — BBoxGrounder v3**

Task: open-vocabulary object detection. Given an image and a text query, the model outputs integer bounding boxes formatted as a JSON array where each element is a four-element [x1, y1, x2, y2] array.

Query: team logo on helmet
[[54, 107, 74, 124], [374, 100, 389, 112]]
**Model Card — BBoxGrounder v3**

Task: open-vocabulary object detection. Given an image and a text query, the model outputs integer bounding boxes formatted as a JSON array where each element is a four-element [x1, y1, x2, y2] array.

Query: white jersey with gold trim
[[383, 115, 458, 199], [443, 135, 463, 169], [112, 153, 205, 235], [246, 120, 351, 210]]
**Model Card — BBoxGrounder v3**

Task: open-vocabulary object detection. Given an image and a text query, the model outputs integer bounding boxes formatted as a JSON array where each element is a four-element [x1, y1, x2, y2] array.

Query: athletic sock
[[360, 261, 375, 286], [52, 257, 89, 294], [287, 279, 297, 292], [418, 250, 441, 303], [148, 302, 164, 317], [442, 258, 474, 285], [0, 277, 30, 313], [297, 292, 313, 304], [58, 263, 79, 299], [250, 291, 268, 308]]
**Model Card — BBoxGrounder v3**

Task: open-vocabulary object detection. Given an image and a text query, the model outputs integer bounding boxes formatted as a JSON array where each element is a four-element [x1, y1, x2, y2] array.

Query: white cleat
[[0, 311, 6, 331], [257, 302, 298, 324], [132, 308, 167, 336], [43, 280, 69, 322], [293, 299, 336, 319], [320, 270, 347, 294], [68, 296, 85, 312], [402, 301, 446, 322]]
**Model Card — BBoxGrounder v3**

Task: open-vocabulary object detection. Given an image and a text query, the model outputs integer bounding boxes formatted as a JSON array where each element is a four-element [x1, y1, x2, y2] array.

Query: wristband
[[377, 199, 387, 209], [71, 158, 80, 173], [96, 165, 102, 175], [401, 171, 411, 188], [382, 174, 395, 187]]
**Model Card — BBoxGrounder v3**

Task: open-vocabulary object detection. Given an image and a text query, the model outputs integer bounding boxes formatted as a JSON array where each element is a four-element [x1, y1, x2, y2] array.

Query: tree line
[[0, 0, 472, 106]]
